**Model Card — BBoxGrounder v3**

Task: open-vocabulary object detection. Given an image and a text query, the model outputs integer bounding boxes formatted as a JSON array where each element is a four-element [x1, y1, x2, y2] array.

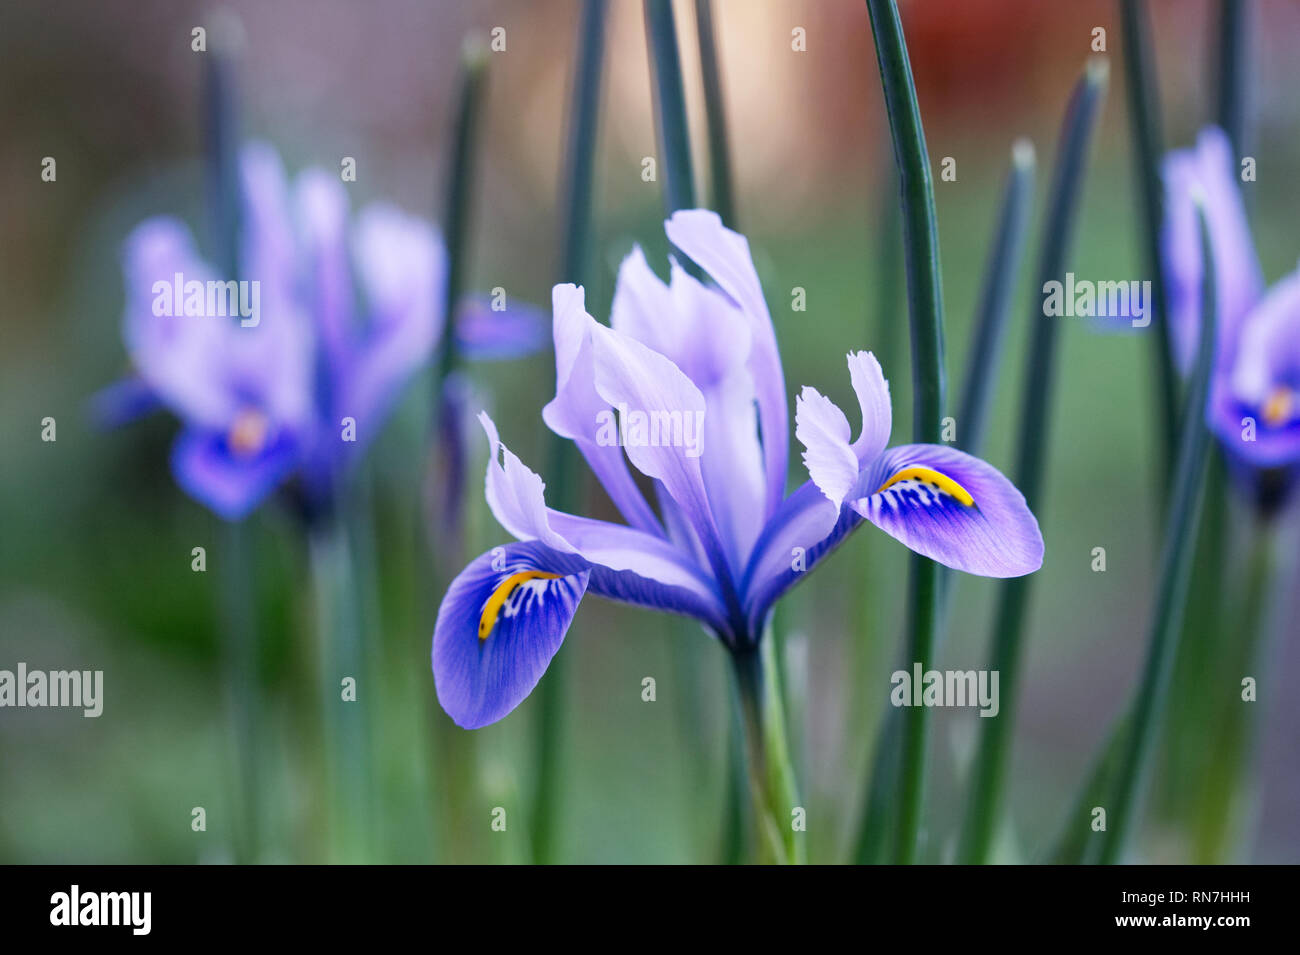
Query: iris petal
[[664, 210, 789, 517], [433, 541, 590, 729], [122, 218, 236, 429], [479, 411, 729, 628], [170, 426, 300, 521], [454, 294, 547, 360], [541, 285, 663, 535], [1161, 126, 1264, 373], [852, 444, 1043, 578]]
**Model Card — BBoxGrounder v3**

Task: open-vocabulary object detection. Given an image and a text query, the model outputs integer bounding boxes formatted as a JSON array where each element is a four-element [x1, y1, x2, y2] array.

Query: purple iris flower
[[432, 210, 1044, 729], [1163, 126, 1300, 511], [109, 142, 542, 521]]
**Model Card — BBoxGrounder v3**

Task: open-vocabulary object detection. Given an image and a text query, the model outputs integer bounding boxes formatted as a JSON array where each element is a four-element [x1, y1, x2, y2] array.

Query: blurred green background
[[1, 0, 1297, 863]]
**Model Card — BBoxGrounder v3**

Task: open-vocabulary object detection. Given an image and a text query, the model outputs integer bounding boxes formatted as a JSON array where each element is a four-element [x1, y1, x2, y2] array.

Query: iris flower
[[104, 142, 542, 521], [1163, 126, 1300, 513], [433, 211, 1043, 729]]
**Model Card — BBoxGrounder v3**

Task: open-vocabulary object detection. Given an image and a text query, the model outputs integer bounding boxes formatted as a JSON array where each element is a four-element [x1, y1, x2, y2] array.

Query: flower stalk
[[644, 0, 697, 215], [865, 0, 947, 864], [1119, 0, 1178, 485], [532, 0, 610, 865], [694, 0, 735, 228], [309, 514, 372, 863], [205, 17, 261, 863], [730, 633, 802, 865]]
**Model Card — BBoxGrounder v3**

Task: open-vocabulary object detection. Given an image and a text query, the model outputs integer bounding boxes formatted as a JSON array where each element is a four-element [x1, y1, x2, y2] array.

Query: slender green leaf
[[958, 60, 1108, 864], [1098, 202, 1218, 864], [1120, 0, 1178, 484], [644, 0, 696, 214], [534, 0, 610, 865], [694, 0, 736, 227]]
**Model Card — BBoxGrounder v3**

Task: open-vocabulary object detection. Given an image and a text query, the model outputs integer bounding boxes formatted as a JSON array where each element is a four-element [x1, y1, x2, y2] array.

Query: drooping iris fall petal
[[854, 443, 1043, 578], [433, 541, 590, 729]]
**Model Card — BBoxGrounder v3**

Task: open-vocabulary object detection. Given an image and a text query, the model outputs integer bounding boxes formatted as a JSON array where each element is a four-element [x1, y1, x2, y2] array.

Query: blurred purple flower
[[432, 210, 1043, 729], [104, 142, 545, 521], [1163, 126, 1300, 511]]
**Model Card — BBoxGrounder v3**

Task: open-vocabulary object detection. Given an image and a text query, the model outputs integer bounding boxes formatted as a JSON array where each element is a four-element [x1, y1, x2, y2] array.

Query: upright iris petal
[[1161, 126, 1263, 374], [432, 214, 1044, 729], [1161, 127, 1300, 513]]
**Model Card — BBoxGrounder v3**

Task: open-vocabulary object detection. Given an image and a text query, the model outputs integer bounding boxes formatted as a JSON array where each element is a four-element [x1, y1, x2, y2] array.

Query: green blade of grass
[[644, 0, 697, 215], [1098, 203, 1218, 863], [853, 142, 1034, 864], [1214, 0, 1250, 156], [1120, 0, 1179, 487], [534, 0, 610, 866], [957, 60, 1108, 865], [957, 139, 1036, 457], [694, 0, 736, 227], [864, 0, 947, 864], [437, 38, 489, 386]]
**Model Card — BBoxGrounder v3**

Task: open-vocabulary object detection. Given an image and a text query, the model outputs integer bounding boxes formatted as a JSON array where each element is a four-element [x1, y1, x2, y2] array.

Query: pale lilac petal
[[480, 411, 577, 555], [847, 351, 893, 462], [121, 218, 236, 429], [610, 254, 763, 570], [294, 168, 354, 373], [341, 202, 445, 437], [610, 247, 751, 388], [587, 317, 732, 580], [794, 385, 858, 506], [239, 143, 298, 310], [1161, 126, 1264, 373], [541, 284, 662, 535], [478, 411, 724, 622], [665, 209, 789, 516]]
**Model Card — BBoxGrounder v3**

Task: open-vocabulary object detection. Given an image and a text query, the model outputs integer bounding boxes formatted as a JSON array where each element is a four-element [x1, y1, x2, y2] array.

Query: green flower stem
[[853, 142, 1034, 864], [958, 61, 1108, 865], [219, 521, 261, 863], [730, 634, 802, 865], [1192, 518, 1277, 861], [437, 37, 489, 386], [1156, 452, 1227, 823], [1120, 0, 1178, 488], [204, 20, 262, 863], [644, 0, 697, 215], [309, 516, 372, 864], [1098, 204, 1217, 865], [203, 16, 242, 282], [530, 0, 610, 866], [1215, 0, 1250, 157], [871, 163, 904, 375], [694, 0, 736, 227], [957, 140, 1036, 458], [865, 0, 946, 864], [558, 0, 608, 288]]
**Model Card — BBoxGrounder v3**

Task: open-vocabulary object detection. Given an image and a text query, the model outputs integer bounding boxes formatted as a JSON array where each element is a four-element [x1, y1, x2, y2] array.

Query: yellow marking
[[1262, 386, 1295, 427], [875, 465, 975, 507], [478, 571, 564, 640], [228, 408, 270, 458]]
